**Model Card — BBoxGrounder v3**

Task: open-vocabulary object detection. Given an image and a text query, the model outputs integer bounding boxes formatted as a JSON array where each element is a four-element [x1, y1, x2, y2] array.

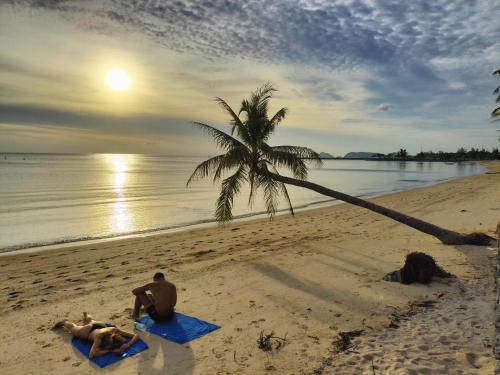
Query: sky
[[0, 0, 499, 156]]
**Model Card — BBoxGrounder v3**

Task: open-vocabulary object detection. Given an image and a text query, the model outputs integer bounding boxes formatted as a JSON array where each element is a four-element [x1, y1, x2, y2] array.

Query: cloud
[[10, 1, 497, 67], [2, 0, 500, 153], [286, 75, 344, 102], [0, 103, 202, 136], [0, 103, 229, 154], [11, 1, 498, 104], [341, 118, 367, 124]]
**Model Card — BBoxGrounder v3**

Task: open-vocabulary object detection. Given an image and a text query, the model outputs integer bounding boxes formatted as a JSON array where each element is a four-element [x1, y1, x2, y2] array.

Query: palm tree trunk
[[267, 171, 492, 245]]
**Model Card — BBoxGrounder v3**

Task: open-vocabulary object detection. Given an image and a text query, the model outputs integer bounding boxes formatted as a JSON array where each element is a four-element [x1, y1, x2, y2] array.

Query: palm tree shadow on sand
[[137, 332, 195, 375]]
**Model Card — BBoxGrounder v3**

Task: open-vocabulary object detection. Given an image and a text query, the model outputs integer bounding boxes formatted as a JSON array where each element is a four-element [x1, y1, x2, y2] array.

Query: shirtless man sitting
[[132, 272, 177, 322]]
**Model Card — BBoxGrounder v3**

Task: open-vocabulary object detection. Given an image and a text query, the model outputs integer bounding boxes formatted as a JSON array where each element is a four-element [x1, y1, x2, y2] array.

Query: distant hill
[[319, 152, 334, 158], [344, 152, 377, 159]]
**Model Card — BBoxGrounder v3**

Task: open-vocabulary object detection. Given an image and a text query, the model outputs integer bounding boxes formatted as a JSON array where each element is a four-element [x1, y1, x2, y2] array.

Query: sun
[[106, 68, 132, 92]]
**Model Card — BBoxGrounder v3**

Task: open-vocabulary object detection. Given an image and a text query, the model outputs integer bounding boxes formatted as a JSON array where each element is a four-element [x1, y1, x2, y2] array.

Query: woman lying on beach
[[53, 312, 139, 358]]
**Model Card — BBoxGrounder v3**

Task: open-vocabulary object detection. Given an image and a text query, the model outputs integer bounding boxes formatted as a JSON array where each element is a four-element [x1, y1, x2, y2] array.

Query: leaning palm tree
[[187, 84, 492, 245]]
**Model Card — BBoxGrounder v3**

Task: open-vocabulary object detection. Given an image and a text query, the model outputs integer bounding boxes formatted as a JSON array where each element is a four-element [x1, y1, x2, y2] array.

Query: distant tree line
[[374, 147, 500, 161]]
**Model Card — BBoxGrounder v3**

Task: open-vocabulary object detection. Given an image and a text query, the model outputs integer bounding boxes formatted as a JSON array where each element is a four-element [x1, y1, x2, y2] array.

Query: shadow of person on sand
[[137, 332, 195, 375]]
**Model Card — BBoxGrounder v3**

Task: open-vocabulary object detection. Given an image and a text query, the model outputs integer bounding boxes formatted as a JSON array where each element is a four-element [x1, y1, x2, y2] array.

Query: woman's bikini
[[87, 322, 107, 340]]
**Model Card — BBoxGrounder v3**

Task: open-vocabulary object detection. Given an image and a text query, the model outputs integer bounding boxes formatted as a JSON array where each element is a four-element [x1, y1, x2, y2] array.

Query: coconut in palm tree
[[187, 84, 493, 246]]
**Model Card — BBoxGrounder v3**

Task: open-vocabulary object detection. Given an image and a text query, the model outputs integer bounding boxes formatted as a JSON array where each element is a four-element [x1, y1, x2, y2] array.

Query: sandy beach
[[0, 161, 498, 375]]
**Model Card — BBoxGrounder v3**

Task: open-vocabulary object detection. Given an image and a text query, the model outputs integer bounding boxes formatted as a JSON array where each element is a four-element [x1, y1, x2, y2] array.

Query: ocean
[[0, 153, 485, 252]]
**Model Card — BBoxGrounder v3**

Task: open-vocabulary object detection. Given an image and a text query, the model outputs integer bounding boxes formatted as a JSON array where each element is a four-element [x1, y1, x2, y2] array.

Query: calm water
[[0, 154, 485, 252]]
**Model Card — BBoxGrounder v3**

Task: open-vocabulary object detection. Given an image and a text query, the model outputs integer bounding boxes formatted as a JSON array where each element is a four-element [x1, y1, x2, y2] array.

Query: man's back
[[150, 280, 177, 314]]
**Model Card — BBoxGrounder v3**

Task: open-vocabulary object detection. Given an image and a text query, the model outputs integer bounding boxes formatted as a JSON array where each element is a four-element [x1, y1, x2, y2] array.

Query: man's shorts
[[146, 305, 174, 322]]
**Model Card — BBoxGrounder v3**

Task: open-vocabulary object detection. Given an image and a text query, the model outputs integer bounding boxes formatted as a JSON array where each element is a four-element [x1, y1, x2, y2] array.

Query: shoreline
[[0, 162, 487, 255], [0, 161, 498, 374]]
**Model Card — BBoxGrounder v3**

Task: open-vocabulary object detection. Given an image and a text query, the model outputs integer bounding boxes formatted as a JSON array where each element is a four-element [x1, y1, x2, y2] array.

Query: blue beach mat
[[71, 333, 148, 368], [136, 312, 220, 344]]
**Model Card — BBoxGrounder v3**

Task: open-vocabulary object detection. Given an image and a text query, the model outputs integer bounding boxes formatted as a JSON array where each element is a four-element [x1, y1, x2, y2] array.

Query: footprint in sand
[[438, 335, 450, 345], [12, 304, 24, 310]]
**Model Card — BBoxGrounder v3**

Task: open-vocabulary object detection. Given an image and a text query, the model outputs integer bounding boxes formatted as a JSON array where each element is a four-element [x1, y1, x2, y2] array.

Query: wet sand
[[0, 161, 498, 374]]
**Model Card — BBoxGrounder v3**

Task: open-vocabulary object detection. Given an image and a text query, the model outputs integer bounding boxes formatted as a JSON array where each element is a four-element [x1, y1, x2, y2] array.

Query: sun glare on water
[[106, 68, 132, 92], [100, 154, 134, 232]]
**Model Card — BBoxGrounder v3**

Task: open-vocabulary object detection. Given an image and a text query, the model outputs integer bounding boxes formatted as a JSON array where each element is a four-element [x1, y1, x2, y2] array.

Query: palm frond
[[247, 169, 257, 206], [267, 164, 294, 216], [272, 151, 308, 179], [254, 84, 275, 129], [493, 86, 499, 95], [251, 83, 275, 111], [186, 154, 225, 187], [261, 145, 309, 180], [193, 122, 246, 151], [253, 82, 276, 99], [256, 97, 271, 119], [271, 145, 322, 164], [215, 166, 247, 222], [214, 97, 251, 145], [260, 107, 288, 140], [240, 84, 276, 139], [492, 107, 500, 117], [257, 167, 280, 219], [239, 99, 251, 116], [279, 182, 294, 216], [493, 68, 500, 75], [213, 146, 249, 182], [269, 108, 288, 126]]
